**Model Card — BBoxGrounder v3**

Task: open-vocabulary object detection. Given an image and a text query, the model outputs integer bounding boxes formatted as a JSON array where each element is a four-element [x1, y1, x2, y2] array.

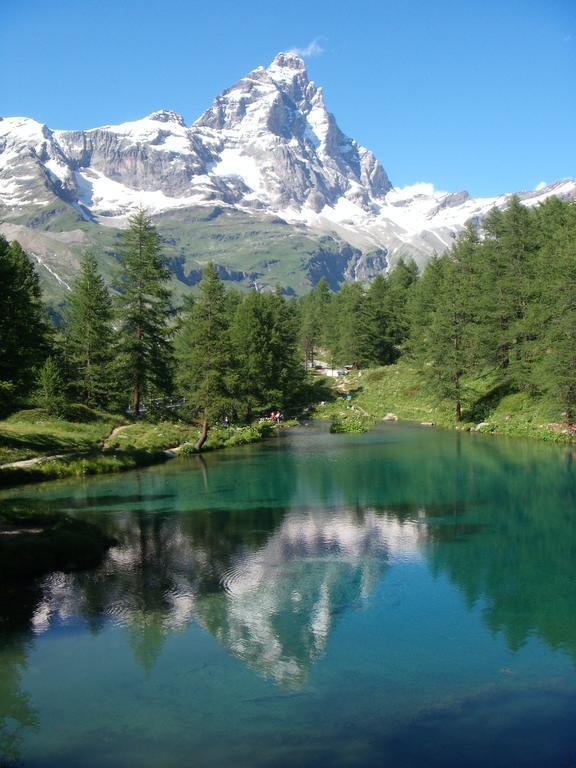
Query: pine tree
[[386, 257, 419, 351], [175, 263, 236, 450], [115, 209, 174, 415], [64, 252, 115, 407], [333, 283, 372, 368], [363, 274, 396, 365], [531, 202, 576, 425], [419, 230, 479, 422], [299, 277, 332, 367], [37, 356, 67, 417], [480, 197, 537, 385], [232, 290, 304, 416], [0, 238, 49, 412]]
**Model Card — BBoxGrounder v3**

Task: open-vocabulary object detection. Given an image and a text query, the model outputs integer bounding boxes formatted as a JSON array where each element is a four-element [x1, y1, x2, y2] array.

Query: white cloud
[[289, 39, 324, 59]]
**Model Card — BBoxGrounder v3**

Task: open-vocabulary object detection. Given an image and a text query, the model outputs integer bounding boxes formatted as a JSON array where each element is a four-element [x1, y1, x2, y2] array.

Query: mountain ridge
[[1, 51, 574, 301]]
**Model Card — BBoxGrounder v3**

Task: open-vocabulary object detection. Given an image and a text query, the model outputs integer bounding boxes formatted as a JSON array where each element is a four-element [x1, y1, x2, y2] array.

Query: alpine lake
[[1, 422, 575, 768]]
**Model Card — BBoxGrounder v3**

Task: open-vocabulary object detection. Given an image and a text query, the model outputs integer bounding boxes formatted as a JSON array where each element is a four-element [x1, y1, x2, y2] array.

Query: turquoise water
[[1, 423, 576, 767]]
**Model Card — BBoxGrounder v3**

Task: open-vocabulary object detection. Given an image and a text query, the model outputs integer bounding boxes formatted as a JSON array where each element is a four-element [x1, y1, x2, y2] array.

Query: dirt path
[[102, 424, 131, 450], [0, 423, 132, 470], [0, 453, 77, 470]]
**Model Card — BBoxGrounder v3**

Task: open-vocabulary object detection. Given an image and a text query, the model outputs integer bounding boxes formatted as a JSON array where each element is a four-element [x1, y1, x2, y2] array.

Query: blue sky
[[1, 0, 574, 196]]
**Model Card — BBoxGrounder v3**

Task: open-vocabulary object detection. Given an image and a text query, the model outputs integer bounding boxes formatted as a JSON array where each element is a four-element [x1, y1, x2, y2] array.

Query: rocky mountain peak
[[2, 51, 573, 287], [270, 51, 307, 72], [266, 52, 315, 109], [147, 109, 186, 126]]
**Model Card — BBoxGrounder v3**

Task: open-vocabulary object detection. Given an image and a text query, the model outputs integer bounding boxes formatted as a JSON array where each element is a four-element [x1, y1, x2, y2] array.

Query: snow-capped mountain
[[0, 53, 390, 219], [1, 51, 574, 295]]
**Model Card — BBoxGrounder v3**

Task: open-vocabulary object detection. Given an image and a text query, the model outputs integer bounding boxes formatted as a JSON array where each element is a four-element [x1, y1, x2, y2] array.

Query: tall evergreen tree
[[299, 277, 332, 367], [419, 230, 479, 421], [37, 356, 67, 417], [406, 254, 445, 358], [333, 283, 372, 367], [321, 286, 340, 370], [386, 257, 419, 351], [363, 274, 396, 365], [480, 197, 537, 384], [115, 209, 173, 415], [175, 263, 236, 450], [64, 252, 115, 407], [232, 290, 304, 416], [0, 238, 49, 412], [531, 203, 576, 425]]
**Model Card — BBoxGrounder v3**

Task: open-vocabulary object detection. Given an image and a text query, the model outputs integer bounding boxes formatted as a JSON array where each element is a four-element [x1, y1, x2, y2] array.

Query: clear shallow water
[[1, 423, 576, 767]]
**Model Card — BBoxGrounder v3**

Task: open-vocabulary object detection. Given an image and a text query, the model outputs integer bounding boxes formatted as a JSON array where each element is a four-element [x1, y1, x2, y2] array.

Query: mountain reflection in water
[[1, 425, 576, 767], [26, 506, 426, 685]]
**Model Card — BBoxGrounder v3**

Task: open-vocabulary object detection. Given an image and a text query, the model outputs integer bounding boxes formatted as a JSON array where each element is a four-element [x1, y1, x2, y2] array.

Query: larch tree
[[64, 251, 115, 407], [0, 238, 49, 413], [232, 290, 304, 417], [299, 277, 332, 368], [385, 257, 419, 352], [406, 254, 445, 359], [175, 263, 236, 450], [363, 274, 396, 365], [531, 203, 576, 426], [422, 228, 480, 422], [480, 197, 537, 384], [115, 209, 174, 415], [333, 283, 372, 368]]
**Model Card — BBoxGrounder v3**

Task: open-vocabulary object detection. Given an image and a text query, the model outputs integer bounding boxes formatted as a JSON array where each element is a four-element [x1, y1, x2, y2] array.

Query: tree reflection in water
[[0, 585, 40, 765], [20, 503, 428, 686], [0, 424, 575, 760]]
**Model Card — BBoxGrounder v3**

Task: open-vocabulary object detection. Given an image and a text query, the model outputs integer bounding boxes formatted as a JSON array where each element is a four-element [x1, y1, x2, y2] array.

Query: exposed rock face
[[1, 51, 575, 287], [0, 52, 392, 223], [193, 52, 391, 212]]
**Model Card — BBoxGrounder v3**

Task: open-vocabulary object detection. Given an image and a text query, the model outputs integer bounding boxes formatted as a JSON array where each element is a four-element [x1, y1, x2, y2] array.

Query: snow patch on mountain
[[212, 148, 267, 197], [1, 54, 575, 268], [89, 111, 191, 153]]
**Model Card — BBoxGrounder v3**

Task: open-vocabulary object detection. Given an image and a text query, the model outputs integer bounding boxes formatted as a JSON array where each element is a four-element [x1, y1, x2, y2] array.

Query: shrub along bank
[[314, 362, 575, 442], [0, 408, 285, 489]]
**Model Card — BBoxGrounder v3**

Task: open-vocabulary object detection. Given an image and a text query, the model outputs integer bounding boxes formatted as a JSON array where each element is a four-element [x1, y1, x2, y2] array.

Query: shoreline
[[310, 363, 576, 445], [0, 419, 284, 490], [2, 369, 573, 492]]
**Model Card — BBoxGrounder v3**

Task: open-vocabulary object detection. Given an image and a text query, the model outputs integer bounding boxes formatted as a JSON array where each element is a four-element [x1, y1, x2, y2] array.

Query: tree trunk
[[455, 400, 462, 423], [453, 371, 462, 423], [195, 419, 209, 451], [132, 382, 141, 417], [133, 321, 143, 416]]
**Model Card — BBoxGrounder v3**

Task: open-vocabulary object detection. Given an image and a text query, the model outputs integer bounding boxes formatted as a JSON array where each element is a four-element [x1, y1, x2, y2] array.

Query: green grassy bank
[[0, 405, 121, 465], [313, 361, 575, 442], [0, 407, 281, 488]]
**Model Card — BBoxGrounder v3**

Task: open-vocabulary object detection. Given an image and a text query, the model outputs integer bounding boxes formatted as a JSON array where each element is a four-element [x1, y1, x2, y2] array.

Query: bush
[[224, 424, 270, 446], [179, 422, 273, 454], [330, 415, 370, 433]]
